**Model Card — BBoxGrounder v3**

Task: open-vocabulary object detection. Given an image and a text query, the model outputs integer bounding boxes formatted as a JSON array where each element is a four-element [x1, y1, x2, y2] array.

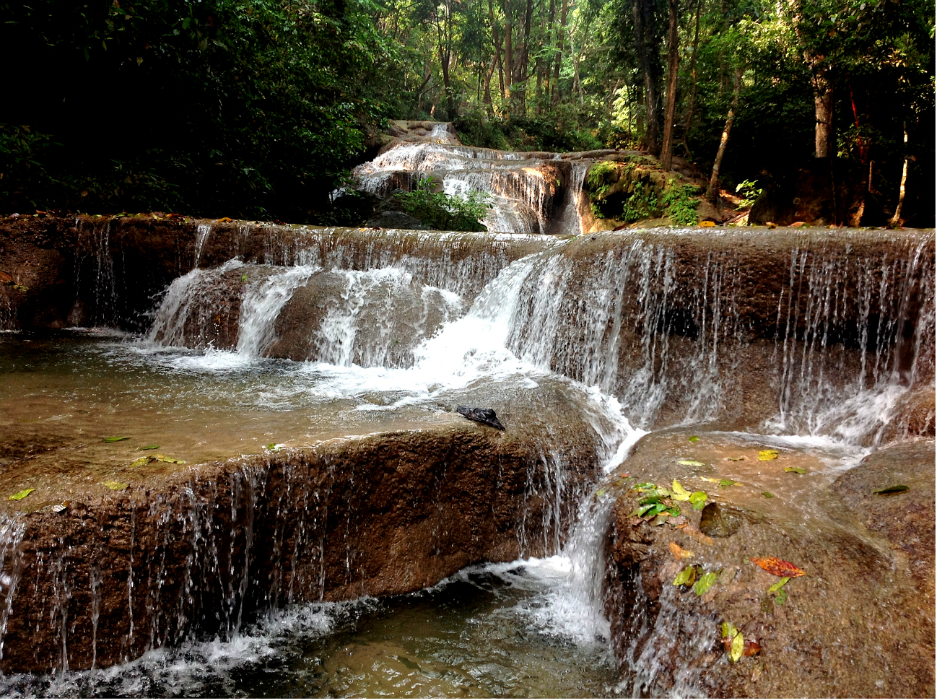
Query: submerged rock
[[698, 501, 744, 538], [457, 406, 506, 430]]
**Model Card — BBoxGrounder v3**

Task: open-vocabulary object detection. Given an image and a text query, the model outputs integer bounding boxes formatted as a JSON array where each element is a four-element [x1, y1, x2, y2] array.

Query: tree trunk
[[632, 0, 662, 155], [706, 68, 740, 202], [488, 0, 506, 101], [889, 123, 908, 227], [660, 0, 680, 170], [681, 0, 702, 143], [504, 8, 514, 106], [551, 0, 568, 106], [813, 69, 833, 157]]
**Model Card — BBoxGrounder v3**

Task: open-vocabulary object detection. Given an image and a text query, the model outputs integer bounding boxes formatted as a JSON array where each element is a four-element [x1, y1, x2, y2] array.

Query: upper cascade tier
[[352, 123, 592, 236]]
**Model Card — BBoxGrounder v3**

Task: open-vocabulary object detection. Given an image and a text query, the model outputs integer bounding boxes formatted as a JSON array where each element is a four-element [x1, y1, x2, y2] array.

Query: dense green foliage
[[0, 0, 400, 220], [1, 0, 932, 224], [394, 176, 491, 231]]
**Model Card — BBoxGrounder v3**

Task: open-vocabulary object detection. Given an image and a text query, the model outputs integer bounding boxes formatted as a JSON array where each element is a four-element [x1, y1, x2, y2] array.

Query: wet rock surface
[[603, 429, 935, 698], [0, 368, 604, 673], [456, 406, 506, 430]]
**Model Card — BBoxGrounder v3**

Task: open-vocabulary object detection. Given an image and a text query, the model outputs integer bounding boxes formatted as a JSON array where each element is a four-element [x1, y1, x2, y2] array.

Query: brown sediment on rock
[[0, 408, 602, 672], [602, 430, 936, 698]]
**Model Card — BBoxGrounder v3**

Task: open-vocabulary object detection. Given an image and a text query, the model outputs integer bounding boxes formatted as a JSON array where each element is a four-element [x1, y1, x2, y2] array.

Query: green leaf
[[768, 576, 790, 593], [595, 488, 607, 498], [761, 491, 775, 498], [729, 631, 745, 662], [130, 456, 151, 467], [9, 488, 34, 501], [689, 490, 708, 510], [758, 449, 779, 461], [677, 459, 706, 467], [721, 621, 738, 638], [666, 505, 681, 517], [719, 479, 737, 488], [688, 435, 700, 442], [103, 436, 130, 443], [155, 454, 185, 464], [673, 565, 695, 586], [784, 467, 807, 474], [139, 445, 160, 450], [693, 570, 719, 596], [102, 480, 128, 490], [873, 485, 909, 495], [634, 482, 656, 491], [774, 588, 787, 605], [672, 479, 691, 501]]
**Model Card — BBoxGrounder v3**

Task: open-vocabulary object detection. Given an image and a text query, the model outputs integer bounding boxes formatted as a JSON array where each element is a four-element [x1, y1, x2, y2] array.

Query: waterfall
[[352, 132, 580, 235]]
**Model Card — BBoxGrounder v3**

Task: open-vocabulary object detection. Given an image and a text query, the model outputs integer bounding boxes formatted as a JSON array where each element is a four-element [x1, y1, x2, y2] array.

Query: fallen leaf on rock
[[102, 481, 129, 490], [595, 488, 608, 498], [131, 454, 185, 467], [789, 221, 806, 228], [40, 503, 67, 513], [784, 466, 807, 474], [873, 484, 909, 495], [730, 631, 745, 662], [689, 490, 708, 510], [216, 217, 233, 222], [768, 576, 790, 593], [103, 436, 130, 443], [673, 564, 698, 587], [677, 459, 706, 467], [750, 557, 805, 577], [9, 488, 34, 501], [672, 479, 691, 501], [761, 491, 775, 498], [718, 479, 739, 488], [758, 449, 779, 461], [698, 221, 717, 227], [681, 524, 714, 546], [693, 570, 719, 596], [669, 541, 694, 559], [725, 456, 746, 461], [743, 639, 763, 656], [689, 435, 700, 442], [139, 445, 160, 451]]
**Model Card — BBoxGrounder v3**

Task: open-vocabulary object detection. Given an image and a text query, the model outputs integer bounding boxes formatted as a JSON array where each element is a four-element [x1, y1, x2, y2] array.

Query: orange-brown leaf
[[750, 557, 805, 577], [669, 541, 694, 559], [743, 640, 763, 656], [681, 524, 714, 546]]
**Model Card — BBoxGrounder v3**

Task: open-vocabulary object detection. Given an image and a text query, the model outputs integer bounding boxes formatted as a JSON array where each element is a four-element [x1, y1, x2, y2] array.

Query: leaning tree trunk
[[889, 123, 909, 227], [660, 0, 680, 170], [706, 69, 741, 202]]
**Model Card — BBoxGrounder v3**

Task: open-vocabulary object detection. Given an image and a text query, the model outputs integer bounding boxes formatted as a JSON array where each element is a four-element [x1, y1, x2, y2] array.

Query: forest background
[[0, 0, 932, 226]]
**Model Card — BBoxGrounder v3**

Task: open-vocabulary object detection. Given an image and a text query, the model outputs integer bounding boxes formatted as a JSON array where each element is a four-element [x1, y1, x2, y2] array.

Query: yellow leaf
[[9, 488, 34, 501], [758, 449, 779, 461], [730, 631, 745, 662], [102, 481, 128, 491], [672, 479, 691, 501], [698, 221, 716, 227]]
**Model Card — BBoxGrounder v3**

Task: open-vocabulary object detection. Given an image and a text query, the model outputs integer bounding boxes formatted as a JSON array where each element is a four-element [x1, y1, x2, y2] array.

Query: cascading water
[[352, 130, 586, 235], [0, 201, 932, 695]]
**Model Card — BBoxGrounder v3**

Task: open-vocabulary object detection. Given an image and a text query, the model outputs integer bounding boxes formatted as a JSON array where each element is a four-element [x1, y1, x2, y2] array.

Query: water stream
[[0, 132, 932, 697]]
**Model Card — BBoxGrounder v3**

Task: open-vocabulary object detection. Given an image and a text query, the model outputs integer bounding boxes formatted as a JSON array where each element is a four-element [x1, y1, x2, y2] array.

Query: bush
[[393, 177, 491, 231]]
